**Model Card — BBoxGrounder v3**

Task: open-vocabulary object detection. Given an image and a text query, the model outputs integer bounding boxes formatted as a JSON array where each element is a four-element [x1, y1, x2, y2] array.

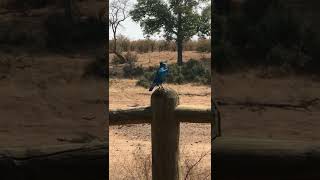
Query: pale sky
[[109, 0, 145, 40], [109, 0, 210, 40], [109, 16, 146, 40]]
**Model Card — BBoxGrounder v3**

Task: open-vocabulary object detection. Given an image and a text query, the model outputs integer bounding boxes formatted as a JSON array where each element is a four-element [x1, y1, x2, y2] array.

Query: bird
[[149, 62, 168, 91]]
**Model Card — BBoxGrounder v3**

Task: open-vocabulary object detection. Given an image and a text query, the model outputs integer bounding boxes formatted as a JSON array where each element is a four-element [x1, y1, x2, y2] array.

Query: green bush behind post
[[136, 59, 211, 88]]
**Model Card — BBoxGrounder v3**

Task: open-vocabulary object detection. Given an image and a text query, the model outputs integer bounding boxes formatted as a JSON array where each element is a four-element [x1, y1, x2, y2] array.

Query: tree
[[198, 4, 211, 39], [130, 0, 211, 65], [109, 0, 130, 60]]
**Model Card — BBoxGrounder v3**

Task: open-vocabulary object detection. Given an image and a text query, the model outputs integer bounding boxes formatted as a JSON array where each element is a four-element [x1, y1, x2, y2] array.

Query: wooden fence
[[109, 88, 320, 180], [109, 88, 220, 180]]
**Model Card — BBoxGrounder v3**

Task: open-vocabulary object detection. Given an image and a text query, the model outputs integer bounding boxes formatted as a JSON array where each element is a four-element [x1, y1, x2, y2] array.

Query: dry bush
[[112, 51, 138, 65], [181, 151, 211, 180], [116, 147, 210, 180], [109, 37, 210, 53], [195, 39, 211, 52], [184, 40, 198, 51], [120, 146, 152, 180], [184, 39, 211, 52], [130, 39, 157, 53]]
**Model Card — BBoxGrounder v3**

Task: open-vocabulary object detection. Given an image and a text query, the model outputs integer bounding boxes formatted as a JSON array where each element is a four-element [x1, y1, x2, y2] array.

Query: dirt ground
[[0, 51, 107, 149]]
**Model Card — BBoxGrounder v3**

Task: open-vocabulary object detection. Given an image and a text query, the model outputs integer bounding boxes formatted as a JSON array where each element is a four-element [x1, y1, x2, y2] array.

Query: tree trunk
[[113, 31, 117, 53], [177, 39, 183, 66], [177, 11, 183, 66], [112, 31, 126, 63]]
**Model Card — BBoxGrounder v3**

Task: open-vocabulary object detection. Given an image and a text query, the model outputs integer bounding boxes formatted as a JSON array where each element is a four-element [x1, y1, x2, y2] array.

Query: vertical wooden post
[[151, 88, 180, 180], [212, 97, 222, 139]]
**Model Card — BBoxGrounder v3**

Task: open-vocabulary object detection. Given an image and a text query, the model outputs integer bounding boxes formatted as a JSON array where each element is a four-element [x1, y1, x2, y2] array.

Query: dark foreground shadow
[[212, 137, 320, 180], [0, 142, 107, 180]]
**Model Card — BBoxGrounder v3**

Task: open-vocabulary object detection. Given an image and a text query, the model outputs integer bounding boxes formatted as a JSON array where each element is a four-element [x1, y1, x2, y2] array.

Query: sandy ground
[[109, 79, 210, 109], [0, 52, 107, 148]]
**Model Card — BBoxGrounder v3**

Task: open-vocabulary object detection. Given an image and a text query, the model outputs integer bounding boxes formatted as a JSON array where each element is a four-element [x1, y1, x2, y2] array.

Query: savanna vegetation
[[108, 0, 212, 88], [213, 0, 320, 74], [0, 0, 107, 50], [109, 36, 211, 53], [108, 38, 211, 87]]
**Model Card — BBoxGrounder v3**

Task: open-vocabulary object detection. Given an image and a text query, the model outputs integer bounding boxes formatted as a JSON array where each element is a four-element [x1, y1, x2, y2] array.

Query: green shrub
[[136, 59, 211, 87], [123, 63, 144, 78], [180, 59, 211, 84], [136, 71, 155, 88], [166, 64, 184, 84]]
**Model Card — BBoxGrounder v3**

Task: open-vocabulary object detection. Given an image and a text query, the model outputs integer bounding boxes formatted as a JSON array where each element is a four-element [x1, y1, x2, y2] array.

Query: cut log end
[[151, 87, 180, 107]]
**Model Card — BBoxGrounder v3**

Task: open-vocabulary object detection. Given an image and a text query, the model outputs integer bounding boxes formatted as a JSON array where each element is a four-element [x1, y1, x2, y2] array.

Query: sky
[[109, 0, 210, 40], [109, 0, 145, 40], [109, 16, 146, 40]]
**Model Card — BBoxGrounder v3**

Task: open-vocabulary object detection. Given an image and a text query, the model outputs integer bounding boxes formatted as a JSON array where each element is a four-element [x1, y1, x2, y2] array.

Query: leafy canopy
[[130, 0, 211, 41]]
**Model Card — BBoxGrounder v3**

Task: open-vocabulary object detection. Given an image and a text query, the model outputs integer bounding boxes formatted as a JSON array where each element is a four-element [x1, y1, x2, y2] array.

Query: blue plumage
[[149, 62, 168, 91]]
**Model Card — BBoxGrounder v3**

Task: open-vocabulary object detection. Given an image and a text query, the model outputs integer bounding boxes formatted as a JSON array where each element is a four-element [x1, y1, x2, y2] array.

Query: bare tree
[[109, 0, 130, 59]]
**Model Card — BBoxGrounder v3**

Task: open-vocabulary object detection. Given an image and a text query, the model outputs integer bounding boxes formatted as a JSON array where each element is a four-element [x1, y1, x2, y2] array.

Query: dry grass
[[109, 51, 211, 68], [109, 39, 211, 53], [109, 123, 211, 180], [181, 151, 211, 180], [109, 79, 210, 109], [113, 146, 210, 180]]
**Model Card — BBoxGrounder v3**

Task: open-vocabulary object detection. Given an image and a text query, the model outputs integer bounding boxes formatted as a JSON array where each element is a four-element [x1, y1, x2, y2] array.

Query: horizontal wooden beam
[[213, 137, 320, 180], [109, 107, 151, 125], [0, 142, 107, 180], [109, 106, 213, 125], [175, 105, 213, 123]]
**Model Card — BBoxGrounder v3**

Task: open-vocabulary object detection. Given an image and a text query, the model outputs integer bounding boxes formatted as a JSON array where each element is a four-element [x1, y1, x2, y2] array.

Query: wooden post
[[151, 88, 180, 180]]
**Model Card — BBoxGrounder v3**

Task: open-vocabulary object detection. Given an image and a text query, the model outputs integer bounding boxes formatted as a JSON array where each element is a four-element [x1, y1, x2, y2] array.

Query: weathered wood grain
[[109, 106, 213, 125]]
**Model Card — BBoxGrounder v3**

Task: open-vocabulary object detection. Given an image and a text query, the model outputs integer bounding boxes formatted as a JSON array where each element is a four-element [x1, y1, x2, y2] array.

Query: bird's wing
[[153, 69, 161, 83]]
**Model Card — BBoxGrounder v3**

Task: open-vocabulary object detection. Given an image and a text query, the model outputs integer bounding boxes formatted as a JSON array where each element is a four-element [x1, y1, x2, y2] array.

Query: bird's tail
[[149, 83, 155, 91]]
